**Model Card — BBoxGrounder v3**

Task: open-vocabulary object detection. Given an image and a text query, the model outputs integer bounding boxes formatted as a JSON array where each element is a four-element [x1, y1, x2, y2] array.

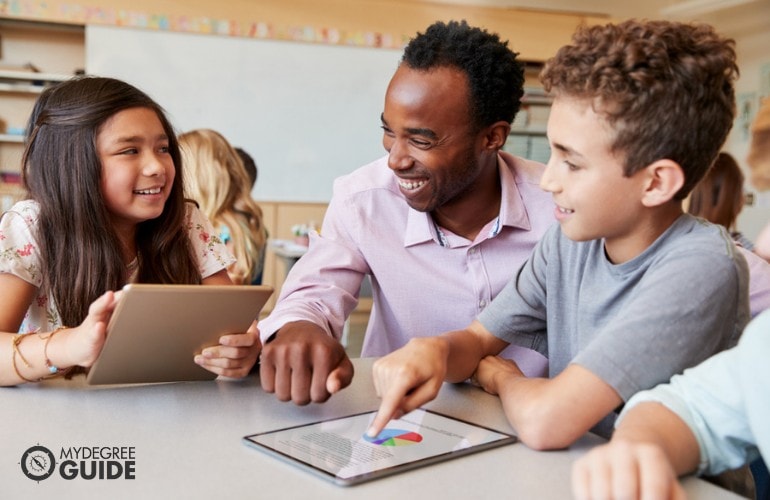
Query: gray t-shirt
[[478, 214, 750, 435]]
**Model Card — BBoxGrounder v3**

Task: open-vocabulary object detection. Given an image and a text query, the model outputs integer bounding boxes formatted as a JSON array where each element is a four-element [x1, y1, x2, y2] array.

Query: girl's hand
[[65, 291, 120, 367], [194, 320, 261, 378]]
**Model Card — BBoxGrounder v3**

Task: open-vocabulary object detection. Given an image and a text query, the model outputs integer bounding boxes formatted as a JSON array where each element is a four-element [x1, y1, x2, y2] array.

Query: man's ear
[[483, 121, 511, 151], [641, 159, 685, 207]]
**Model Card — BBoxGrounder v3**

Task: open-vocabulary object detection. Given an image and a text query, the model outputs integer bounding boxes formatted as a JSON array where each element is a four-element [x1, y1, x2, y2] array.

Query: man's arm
[[368, 320, 508, 437], [259, 320, 354, 404], [571, 402, 699, 500], [473, 358, 622, 450]]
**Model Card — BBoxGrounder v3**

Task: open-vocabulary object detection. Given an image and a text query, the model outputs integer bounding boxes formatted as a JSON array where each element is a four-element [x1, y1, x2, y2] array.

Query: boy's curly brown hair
[[541, 20, 738, 199]]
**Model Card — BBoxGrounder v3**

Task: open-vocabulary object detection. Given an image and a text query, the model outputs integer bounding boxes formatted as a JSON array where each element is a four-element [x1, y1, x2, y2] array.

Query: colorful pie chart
[[364, 429, 423, 446]]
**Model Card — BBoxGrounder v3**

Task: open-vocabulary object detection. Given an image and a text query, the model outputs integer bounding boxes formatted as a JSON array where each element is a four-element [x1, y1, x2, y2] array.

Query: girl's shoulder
[[1, 199, 40, 229]]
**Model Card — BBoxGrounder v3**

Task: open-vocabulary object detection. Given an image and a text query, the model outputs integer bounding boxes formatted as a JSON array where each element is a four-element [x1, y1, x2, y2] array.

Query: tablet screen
[[243, 409, 517, 486]]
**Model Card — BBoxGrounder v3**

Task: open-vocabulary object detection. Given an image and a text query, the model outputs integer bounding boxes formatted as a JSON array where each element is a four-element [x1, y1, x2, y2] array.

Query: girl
[[179, 129, 267, 285], [0, 76, 259, 385]]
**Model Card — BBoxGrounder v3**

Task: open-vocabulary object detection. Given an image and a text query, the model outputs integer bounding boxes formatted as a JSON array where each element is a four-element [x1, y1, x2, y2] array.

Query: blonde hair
[[179, 129, 267, 284]]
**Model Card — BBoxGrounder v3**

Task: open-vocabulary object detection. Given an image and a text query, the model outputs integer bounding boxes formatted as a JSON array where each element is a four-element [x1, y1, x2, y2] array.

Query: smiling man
[[257, 20, 555, 405]]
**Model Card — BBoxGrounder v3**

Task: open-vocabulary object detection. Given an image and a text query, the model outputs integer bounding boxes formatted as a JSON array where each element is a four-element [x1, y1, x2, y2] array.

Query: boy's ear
[[640, 159, 685, 207], [483, 121, 512, 151]]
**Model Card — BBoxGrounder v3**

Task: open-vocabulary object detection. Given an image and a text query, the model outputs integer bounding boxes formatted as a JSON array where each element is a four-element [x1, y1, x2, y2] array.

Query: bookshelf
[[0, 20, 85, 201]]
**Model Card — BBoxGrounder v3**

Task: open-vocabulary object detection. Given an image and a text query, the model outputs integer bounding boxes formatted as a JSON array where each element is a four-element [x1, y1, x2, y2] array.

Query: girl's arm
[[201, 268, 233, 285], [0, 274, 117, 385]]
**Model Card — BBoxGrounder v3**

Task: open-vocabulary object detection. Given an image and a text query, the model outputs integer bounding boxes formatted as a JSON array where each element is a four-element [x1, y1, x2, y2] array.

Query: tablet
[[86, 284, 273, 385], [242, 409, 517, 486]]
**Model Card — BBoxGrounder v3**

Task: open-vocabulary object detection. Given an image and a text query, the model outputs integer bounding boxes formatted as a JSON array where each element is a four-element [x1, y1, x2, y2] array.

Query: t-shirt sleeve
[[0, 204, 44, 287], [185, 204, 236, 279], [574, 246, 747, 401], [477, 224, 552, 356]]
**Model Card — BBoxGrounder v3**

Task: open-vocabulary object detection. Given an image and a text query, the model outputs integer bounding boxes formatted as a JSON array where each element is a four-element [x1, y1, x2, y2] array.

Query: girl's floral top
[[0, 200, 235, 333]]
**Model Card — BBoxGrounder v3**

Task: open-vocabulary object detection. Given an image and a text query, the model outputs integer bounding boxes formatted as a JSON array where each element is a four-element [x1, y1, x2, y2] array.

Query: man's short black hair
[[402, 20, 524, 130]]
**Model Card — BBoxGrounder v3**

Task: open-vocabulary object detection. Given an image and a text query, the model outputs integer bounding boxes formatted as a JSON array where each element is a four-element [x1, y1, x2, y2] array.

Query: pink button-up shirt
[[258, 152, 556, 375]]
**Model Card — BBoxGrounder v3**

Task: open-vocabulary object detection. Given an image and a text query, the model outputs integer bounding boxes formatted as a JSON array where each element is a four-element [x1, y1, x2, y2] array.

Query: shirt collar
[[403, 154, 533, 248], [498, 154, 532, 232]]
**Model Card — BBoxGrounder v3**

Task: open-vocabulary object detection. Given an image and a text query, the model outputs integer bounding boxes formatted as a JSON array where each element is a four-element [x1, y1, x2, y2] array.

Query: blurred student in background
[[180, 129, 268, 285], [689, 151, 753, 249], [235, 147, 258, 189], [748, 98, 770, 262]]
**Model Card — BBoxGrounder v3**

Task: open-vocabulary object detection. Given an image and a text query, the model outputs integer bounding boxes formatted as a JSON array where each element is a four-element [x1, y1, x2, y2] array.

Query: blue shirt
[[622, 309, 770, 475]]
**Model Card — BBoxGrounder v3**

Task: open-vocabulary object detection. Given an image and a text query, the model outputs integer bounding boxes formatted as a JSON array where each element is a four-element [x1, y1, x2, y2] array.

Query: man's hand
[[259, 320, 354, 404]]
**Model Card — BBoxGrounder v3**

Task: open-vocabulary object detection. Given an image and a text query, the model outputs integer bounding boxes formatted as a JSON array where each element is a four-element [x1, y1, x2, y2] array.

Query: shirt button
[[479, 299, 487, 308], [469, 248, 476, 255]]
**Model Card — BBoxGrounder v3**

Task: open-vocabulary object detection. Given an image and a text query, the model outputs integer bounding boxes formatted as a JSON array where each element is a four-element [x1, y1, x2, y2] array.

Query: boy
[[369, 19, 750, 450]]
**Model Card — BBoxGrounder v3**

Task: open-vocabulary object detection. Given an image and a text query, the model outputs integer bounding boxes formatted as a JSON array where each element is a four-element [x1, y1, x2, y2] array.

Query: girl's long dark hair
[[22, 76, 201, 327]]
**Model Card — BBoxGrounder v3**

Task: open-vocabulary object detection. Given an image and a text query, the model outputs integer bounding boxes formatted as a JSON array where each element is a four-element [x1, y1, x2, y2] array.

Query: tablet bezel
[[86, 284, 272, 385], [242, 409, 517, 486]]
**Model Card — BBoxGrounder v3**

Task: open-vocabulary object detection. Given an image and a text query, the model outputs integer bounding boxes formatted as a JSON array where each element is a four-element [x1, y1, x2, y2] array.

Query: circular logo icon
[[20, 445, 56, 482]]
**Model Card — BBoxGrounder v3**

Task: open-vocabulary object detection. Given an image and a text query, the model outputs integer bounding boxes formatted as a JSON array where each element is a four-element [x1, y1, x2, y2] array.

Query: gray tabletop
[[0, 358, 740, 499]]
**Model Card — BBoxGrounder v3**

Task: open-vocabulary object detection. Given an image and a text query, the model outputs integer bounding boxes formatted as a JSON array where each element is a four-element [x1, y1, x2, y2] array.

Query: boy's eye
[[120, 148, 138, 155], [380, 125, 394, 136], [565, 161, 579, 171]]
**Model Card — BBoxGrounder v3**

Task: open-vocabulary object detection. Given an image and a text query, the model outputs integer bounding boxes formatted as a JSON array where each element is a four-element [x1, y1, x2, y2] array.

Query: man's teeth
[[558, 206, 574, 214], [399, 179, 426, 190], [135, 187, 161, 195]]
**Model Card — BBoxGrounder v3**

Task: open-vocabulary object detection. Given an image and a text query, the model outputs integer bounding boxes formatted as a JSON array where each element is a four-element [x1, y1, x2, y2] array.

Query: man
[[257, 20, 555, 404]]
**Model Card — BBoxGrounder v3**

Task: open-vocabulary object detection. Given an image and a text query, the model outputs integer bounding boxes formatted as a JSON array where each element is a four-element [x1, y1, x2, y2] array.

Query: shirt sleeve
[[0, 203, 44, 287], [185, 204, 236, 279], [257, 189, 369, 343], [574, 244, 747, 401], [619, 310, 770, 476], [477, 224, 552, 356]]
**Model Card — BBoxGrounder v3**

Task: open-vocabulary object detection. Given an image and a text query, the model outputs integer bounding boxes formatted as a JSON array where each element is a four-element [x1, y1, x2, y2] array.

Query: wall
[[699, 2, 770, 240], [86, 24, 401, 203], [1, 0, 606, 61]]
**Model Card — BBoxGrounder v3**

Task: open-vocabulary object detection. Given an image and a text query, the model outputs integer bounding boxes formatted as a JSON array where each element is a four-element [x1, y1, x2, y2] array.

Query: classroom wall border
[[1, 0, 605, 60], [0, 0, 407, 48]]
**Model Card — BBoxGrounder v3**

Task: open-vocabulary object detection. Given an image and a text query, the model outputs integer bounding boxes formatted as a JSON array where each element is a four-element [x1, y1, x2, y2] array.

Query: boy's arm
[[368, 320, 507, 437], [474, 359, 622, 449], [571, 402, 699, 500]]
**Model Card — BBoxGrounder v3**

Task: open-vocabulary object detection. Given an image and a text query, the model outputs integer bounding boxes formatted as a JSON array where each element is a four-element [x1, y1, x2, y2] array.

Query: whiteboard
[[86, 25, 402, 202]]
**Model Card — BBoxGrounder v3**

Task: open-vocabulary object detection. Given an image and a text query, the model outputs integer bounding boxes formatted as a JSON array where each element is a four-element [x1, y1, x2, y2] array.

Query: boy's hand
[[472, 355, 525, 395], [572, 439, 687, 500], [259, 321, 354, 404], [195, 320, 261, 378], [368, 337, 449, 438]]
